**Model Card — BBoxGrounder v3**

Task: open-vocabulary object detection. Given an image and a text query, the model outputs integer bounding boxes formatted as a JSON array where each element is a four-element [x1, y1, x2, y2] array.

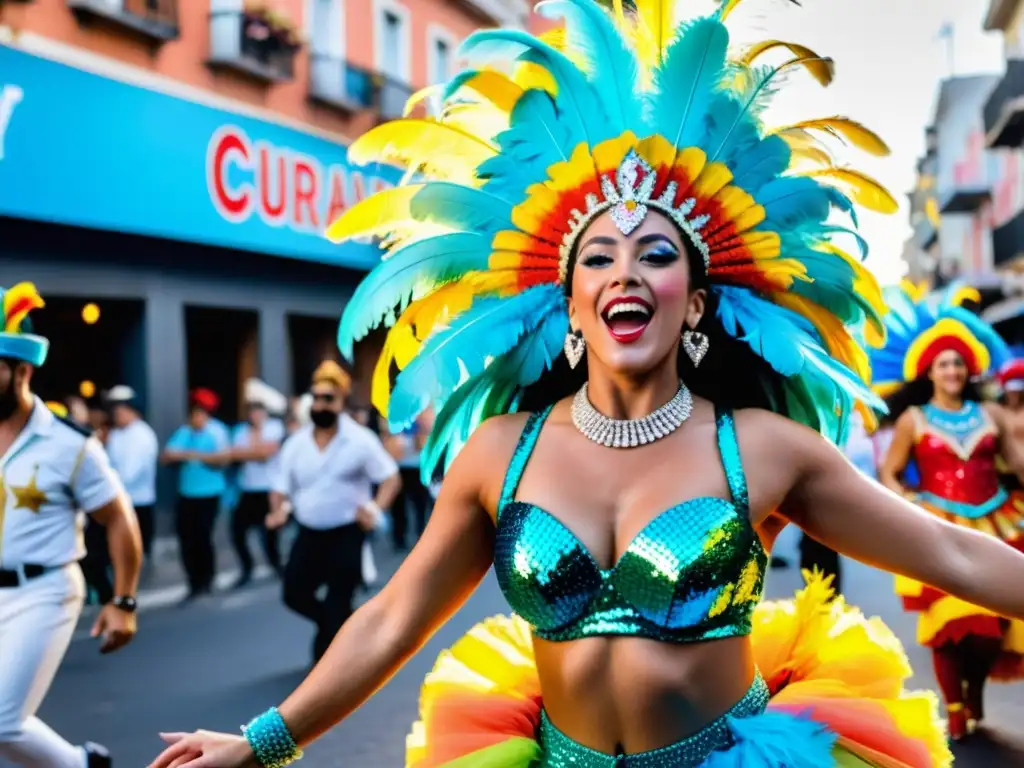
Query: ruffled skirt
[[896, 492, 1024, 680], [406, 574, 951, 767]]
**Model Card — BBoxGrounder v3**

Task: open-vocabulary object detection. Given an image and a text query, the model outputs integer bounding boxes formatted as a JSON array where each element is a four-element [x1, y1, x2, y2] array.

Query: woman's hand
[[149, 731, 254, 768]]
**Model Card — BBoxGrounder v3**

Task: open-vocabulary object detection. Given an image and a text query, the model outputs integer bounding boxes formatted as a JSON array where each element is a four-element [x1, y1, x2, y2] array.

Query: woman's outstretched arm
[[780, 418, 1024, 622], [148, 417, 518, 768]]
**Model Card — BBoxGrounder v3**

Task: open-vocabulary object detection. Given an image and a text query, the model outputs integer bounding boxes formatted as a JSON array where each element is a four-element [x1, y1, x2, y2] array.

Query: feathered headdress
[[328, 0, 893, 478], [869, 280, 1010, 396], [0, 283, 49, 367]]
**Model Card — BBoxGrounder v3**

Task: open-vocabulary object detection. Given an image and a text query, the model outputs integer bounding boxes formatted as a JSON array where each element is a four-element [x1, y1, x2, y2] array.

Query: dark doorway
[[185, 306, 259, 424], [30, 297, 146, 410], [287, 314, 342, 394]]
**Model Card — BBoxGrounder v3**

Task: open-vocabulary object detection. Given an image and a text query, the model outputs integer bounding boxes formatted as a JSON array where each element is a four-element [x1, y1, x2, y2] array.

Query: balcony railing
[[984, 59, 1024, 148], [378, 77, 415, 122], [993, 209, 1024, 268], [939, 185, 990, 214], [309, 56, 377, 112], [67, 0, 179, 43], [209, 10, 299, 83]]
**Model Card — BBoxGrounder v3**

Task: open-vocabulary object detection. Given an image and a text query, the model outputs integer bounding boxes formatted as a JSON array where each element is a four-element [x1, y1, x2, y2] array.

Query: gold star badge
[[11, 467, 47, 514]]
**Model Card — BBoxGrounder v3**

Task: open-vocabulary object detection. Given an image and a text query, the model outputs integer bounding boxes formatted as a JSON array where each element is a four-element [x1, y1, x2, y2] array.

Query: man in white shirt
[[103, 385, 159, 560], [268, 361, 401, 663], [229, 379, 287, 587], [0, 282, 142, 768]]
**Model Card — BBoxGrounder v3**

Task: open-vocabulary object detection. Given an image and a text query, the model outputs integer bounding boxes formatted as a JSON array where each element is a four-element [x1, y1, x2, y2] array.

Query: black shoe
[[84, 742, 111, 768]]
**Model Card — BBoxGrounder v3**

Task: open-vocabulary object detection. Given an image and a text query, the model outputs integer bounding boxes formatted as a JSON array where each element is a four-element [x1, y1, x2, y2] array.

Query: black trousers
[[283, 522, 364, 661], [136, 503, 156, 560], [81, 517, 113, 604], [799, 533, 842, 595], [231, 491, 282, 577], [176, 495, 220, 595], [392, 466, 433, 549]]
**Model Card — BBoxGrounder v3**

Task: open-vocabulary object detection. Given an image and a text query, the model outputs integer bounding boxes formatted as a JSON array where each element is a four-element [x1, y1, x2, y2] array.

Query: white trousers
[[0, 565, 86, 768]]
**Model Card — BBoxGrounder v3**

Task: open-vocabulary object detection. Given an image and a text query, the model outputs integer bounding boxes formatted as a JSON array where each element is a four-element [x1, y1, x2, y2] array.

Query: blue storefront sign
[[0, 45, 397, 270]]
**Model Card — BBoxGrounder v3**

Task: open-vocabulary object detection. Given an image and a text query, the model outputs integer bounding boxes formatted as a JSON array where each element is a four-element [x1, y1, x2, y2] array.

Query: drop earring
[[564, 329, 585, 369], [682, 329, 709, 367]]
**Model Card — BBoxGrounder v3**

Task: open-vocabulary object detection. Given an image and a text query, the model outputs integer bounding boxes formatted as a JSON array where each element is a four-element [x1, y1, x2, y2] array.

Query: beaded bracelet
[[241, 707, 303, 768]]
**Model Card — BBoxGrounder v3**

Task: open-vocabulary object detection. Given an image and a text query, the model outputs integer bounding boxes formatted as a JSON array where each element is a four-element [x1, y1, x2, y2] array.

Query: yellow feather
[[925, 197, 941, 227], [947, 285, 981, 307], [771, 117, 889, 156], [633, 0, 677, 67], [452, 70, 525, 114], [775, 293, 870, 382], [804, 168, 899, 215], [346, 119, 496, 185], [325, 184, 424, 243], [372, 282, 477, 416], [789, 144, 834, 169], [900, 279, 930, 304], [441, 104, 509, 144], [403, 85, 439, 117], [740, 40, 834, 86], [816, 242, 887, 325], [718, 0, 743, 21]]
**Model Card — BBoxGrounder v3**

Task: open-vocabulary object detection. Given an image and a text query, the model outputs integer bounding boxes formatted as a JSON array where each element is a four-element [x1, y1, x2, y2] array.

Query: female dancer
[[151, 1, 1024, 765], [875, 280, 1024, 740]]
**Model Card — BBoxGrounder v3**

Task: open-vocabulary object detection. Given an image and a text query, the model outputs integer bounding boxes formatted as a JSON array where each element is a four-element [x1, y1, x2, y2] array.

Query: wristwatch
[[110, 595, 138, 613]]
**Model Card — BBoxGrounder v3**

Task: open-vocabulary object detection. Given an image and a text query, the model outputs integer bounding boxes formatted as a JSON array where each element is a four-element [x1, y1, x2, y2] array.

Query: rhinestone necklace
[[571, 381, 694, 448]]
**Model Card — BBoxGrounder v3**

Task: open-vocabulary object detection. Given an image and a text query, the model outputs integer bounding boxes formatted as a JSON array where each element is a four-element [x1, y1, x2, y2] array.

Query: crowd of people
[[53, 365, 435, 614]]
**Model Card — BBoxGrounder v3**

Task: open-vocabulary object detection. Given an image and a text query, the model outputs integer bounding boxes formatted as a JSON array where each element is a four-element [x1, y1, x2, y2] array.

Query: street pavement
[[40, 527, 1024, 767]]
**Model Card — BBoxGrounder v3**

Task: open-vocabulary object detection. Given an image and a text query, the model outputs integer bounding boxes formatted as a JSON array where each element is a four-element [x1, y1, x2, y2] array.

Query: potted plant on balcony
[[242, 1, 302, 68]]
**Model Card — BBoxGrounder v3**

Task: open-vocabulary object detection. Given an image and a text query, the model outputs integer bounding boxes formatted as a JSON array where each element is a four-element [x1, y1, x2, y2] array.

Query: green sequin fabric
[[493, 407, 767, 643], [537, 673, 770, 767]]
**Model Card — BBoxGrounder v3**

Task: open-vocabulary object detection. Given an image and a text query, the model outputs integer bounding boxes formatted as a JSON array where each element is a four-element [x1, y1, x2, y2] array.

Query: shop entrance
[[287, 313, 342, 395], [185, 306, 258, 424], [28, 296, 146, 411]]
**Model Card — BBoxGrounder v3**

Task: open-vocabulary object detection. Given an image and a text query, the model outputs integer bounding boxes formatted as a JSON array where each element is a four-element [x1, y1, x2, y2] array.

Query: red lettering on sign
[[258, 143, 287, 224], [206, 126, 394, 238], [207, 126, 253, 223], [325, 167, 347, 225], [292, 158, 320, 230]]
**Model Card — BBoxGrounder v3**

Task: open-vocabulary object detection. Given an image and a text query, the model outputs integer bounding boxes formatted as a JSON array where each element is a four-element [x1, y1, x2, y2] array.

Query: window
[[308, 0, 344, 58], [433, 39, 451, 83], [374, 0, 411, 83], [382, 11, 403, 78]]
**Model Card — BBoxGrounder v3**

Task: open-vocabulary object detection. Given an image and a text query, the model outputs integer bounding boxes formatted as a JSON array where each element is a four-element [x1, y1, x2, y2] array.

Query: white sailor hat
[[244, 378, 287, 415], [105, 385, 136, 404]]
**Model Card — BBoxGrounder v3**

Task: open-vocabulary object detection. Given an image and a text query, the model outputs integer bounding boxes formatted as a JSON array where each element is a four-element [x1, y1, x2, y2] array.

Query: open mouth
[[601, 297, 654, 343]]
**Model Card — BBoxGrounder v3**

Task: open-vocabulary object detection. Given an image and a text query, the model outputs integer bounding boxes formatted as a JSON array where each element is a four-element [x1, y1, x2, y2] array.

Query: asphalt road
[[37, 528, 1024, 767]]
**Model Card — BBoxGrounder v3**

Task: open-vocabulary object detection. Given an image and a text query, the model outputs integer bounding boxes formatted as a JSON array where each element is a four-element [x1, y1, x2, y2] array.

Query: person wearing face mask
[[228, 379, 287, 588], [0, 283, 141, 768], [266, 361, 401, 663], [877, 280, 1024, 740], [161, 388, 232, 602]]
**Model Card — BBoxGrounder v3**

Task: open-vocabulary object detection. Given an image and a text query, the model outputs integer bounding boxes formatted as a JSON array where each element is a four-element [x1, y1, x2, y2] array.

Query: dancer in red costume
[[876, 281, 1024, 740]]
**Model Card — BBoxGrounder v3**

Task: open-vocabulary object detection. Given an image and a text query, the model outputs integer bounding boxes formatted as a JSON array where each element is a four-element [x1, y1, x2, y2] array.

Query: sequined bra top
[[912, 403, 1003, 512], [493, 406, 768, 643]]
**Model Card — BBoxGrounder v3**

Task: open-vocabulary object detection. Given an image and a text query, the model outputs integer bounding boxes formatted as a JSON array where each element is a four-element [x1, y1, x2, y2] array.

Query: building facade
[[0, 0, 526, 428], [979, 0, 1024, 335]]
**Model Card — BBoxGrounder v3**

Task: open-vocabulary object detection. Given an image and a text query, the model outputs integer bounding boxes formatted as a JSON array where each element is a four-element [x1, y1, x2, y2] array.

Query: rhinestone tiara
[[557, 150, 712, 284]]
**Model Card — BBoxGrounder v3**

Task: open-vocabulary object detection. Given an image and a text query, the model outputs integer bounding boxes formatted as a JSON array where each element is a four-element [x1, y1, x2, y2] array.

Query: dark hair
[[519, 233, 789, 415], [883, 374, 982, 423]]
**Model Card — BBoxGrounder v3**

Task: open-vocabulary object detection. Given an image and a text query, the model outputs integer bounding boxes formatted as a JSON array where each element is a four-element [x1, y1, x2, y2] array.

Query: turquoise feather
[[652, 17, 730, 153], [701, 711, 838, 767], [421, 300, 567, 481], [389, 284, 564, 430], [459, 28, 602, 146], [408, 183, 515, 233], [534, 0, 644, 136], [336, 233, 493, 359]]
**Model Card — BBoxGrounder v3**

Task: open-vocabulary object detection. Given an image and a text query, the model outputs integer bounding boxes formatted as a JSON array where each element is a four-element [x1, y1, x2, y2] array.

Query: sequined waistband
[[536, 672, 770, 768]]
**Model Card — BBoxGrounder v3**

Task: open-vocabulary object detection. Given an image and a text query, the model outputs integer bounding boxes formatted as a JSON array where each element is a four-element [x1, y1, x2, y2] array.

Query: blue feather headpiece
[[327, 0, 895, 479], [869, 281, 1011, 395]]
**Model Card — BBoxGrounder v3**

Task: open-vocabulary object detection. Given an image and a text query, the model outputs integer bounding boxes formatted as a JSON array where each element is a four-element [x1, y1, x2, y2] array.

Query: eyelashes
[[579, 249, 679, 268]]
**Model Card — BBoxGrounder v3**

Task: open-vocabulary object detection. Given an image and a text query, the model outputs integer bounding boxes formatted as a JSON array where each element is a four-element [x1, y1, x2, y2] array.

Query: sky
[[722, 0, 1006, 286]]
